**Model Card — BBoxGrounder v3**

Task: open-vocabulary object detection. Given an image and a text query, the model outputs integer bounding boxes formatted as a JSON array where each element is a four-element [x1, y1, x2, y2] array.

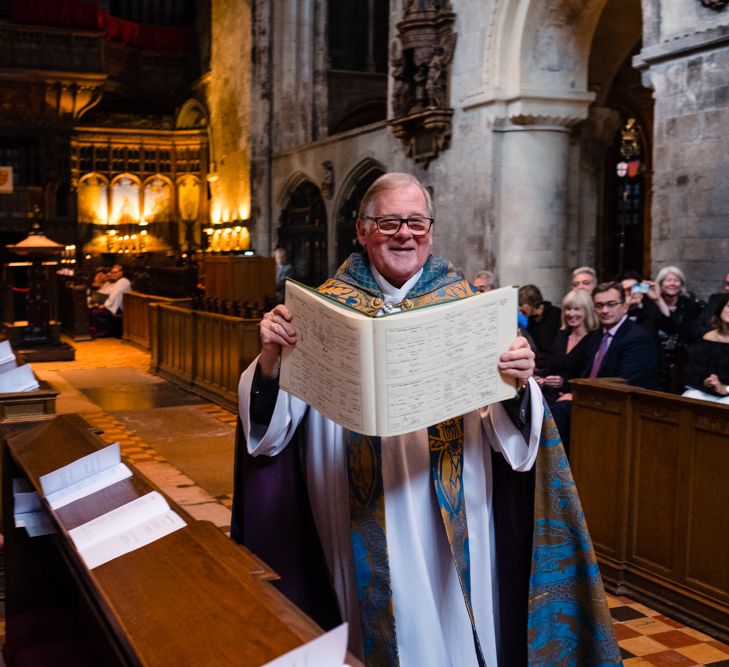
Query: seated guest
[[536, 289, 599, 405], [682, 293, 729, 404], [694, 269, 729, 338], [471, 269, 497, 292], [88, 268, 111, 306], [274, 247, 294, 304], [571, 266, 598, 292], [518, 284, 561, 367], [655, 265, 705, 391], [550, 282, 658, 452], [655, 265, 705, 353], [619, 271, 670, 339], [89, 264, 131, 337]]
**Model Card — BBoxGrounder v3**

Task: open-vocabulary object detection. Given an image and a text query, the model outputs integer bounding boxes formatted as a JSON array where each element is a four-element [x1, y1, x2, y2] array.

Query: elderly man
[[571, 265, 598, 292], [232, 173, 618, 666]]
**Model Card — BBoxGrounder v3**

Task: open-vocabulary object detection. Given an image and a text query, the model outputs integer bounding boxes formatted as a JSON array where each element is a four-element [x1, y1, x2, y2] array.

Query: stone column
[[495, 110, 588, 302]]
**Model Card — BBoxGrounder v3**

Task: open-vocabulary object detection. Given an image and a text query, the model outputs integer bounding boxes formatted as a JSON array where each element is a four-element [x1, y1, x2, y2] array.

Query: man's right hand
[[258, 304, 297, 379]]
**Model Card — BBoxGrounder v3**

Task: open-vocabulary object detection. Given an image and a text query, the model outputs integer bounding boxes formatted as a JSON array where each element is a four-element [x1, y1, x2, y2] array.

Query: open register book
[[280, 280, 518, 437]]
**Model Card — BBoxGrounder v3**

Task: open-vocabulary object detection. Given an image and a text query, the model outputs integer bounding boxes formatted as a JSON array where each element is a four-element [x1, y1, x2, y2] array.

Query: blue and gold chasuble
[[318, 253, 621, 666]]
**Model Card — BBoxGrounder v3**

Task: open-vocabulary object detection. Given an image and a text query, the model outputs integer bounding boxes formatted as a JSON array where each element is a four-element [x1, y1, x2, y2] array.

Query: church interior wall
[[205, 0, 252, 227]]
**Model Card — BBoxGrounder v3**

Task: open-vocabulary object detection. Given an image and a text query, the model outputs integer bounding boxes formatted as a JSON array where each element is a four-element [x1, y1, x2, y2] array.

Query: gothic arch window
[[278, 181, 328, 287], [327, 0, 389, 134], [336, 166, 385, 266], [77, 173, 110, 225]]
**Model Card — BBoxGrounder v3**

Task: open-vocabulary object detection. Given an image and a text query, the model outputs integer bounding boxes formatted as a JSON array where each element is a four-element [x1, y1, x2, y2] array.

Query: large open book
[[280, 280, 518, 437]]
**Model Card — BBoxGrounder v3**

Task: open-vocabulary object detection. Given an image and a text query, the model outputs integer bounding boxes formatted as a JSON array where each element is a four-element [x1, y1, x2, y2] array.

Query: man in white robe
[[237, 173, 542, 666]]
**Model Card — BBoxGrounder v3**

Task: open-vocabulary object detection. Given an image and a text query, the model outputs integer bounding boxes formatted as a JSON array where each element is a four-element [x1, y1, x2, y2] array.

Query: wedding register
[[280, 281, 517, 437]]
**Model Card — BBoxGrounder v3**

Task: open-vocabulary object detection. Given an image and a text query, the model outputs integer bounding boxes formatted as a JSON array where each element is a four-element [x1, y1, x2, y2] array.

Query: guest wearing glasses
[[550, 282, 658, 452]]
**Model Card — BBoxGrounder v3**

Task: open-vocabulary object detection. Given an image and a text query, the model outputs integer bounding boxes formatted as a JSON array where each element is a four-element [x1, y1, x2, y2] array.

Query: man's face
[[593, 288, 628, 328], [356, 183, 433, 288], [621, 278, 642, 307], [473, 276, 492, 292], [109, 266, 122, 282], [572, 272, 596, 292]]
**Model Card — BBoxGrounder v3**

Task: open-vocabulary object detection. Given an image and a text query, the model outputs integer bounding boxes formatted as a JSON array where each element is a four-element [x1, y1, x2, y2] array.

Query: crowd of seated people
[[473, 265, 727, 452]]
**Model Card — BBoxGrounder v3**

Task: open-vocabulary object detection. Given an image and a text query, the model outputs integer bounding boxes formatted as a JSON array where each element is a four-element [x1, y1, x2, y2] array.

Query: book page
[[0, 364, 38, 393], [69, 491, 186, 570], [39, 442, 131, 509], [261, 623, 349, 667], [372, 286, 517, 436], [280, 281, 376, 434]]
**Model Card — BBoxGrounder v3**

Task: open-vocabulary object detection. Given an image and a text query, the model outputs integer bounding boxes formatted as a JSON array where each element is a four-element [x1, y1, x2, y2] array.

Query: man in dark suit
[[551, 281, 659, 452], [582, 281, 659, 388]]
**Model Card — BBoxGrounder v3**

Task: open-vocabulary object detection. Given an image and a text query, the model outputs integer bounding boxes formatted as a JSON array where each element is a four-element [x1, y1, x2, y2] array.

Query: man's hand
[[498, 336, 535, 387], [258, 304, 297, 379], [705, 373, 728, 395]]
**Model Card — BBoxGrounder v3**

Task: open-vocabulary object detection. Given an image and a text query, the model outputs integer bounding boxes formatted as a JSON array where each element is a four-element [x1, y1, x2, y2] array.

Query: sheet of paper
[[0, 340, 14, 364], [39, 442, 125, 501], [69, 491, 186, 570], [281, 282, 375, 434], [0, 363, 39, 393], [45, 462, 132, 510], [13, 477, 42, 513], [15, 511, 56, 536], [373, 286, 518, 436], [261, 623, 349, 667], [0, 357, 18, 375]]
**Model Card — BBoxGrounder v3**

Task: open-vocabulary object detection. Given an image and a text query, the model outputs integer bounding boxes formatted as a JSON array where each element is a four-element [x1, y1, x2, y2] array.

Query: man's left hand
[[498, 336, 535, 387]]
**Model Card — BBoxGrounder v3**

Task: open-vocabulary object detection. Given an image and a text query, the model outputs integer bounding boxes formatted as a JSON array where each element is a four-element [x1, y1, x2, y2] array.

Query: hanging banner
[[0, 166, 13, 194]]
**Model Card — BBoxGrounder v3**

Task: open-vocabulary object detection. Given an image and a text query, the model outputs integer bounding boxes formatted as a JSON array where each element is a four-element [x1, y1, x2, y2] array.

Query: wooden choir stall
[[571, 378, 729, 643], [2, 414, 359, 666]]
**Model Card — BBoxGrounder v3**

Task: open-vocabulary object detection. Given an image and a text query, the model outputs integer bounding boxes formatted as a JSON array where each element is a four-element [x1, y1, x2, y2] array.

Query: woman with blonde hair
[[536, 289, 600, 405]]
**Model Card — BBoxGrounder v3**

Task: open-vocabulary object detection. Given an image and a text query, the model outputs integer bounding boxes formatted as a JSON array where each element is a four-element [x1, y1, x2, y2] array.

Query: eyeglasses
[[364, 215, 434, 236], [594, 300, 623, 310]]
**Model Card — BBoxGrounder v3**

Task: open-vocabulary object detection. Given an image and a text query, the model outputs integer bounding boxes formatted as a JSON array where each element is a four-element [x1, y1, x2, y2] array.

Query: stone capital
[[468, 90, 595, 130]]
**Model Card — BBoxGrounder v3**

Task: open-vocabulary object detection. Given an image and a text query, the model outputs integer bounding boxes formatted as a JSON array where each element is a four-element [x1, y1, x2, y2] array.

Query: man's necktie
[[589, 331, 611, 378]]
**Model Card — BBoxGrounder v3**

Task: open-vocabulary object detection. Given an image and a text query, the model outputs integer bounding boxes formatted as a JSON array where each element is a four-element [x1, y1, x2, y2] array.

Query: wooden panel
[[203, 256, 276, 305], [571, 383, 630, 562], [686, 429, 729, 595], [570, 380, 729, 641], [631, 410, 681, 573], [151, 304, 261, 410], [123, 292, 192, 350]]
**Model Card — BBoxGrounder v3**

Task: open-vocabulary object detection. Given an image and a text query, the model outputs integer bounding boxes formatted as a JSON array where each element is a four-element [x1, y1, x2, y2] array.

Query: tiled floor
[[5, 337, 729, 664]]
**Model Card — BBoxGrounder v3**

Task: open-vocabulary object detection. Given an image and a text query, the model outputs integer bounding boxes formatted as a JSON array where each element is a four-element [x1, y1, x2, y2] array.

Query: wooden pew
[[122, 291, 192, 350], [571, 378, 729, 642], [2, 414, 361, 666]]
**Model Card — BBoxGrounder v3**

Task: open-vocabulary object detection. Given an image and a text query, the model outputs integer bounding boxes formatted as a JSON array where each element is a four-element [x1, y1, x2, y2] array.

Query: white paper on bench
[[0, 364, 38, 393], [68, 491, 186, 569], [260, 622, 349, 667], [40, 442, 132, 510]]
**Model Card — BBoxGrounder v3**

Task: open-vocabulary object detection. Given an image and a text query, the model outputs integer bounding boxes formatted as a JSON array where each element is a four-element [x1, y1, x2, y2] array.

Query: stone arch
[[333, 159, 386, 266], [278, 179, 328, 287]]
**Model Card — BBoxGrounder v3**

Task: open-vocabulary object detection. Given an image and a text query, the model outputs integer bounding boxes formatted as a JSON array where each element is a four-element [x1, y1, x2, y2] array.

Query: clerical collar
[[370, 265, 424, 307]]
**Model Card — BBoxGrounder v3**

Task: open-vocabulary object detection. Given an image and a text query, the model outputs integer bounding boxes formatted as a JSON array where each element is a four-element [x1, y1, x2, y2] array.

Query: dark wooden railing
[[122, 291, 192, 350], [571, 378, 729, 641], [149, 304, 260, 410]]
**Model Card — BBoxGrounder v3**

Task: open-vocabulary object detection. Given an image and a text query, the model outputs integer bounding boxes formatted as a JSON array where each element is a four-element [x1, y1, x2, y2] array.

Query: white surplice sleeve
[[482, 377, 544, 472], [237, 355, 309, 457]]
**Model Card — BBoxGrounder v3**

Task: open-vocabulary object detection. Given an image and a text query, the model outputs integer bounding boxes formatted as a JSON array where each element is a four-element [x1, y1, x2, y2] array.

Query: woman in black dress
[[537, 289, 600, 406], [682, 293, 729, 404]]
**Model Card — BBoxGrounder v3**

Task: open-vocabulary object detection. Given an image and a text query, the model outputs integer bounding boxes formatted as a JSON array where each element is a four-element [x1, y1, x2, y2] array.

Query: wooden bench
[[571, 378, 729, 641]]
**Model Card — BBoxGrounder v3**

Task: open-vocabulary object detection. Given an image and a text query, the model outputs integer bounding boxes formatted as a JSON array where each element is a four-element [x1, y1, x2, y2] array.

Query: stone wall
[[206, 0, 252, 225]]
